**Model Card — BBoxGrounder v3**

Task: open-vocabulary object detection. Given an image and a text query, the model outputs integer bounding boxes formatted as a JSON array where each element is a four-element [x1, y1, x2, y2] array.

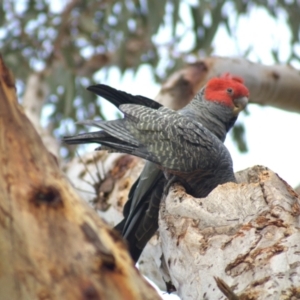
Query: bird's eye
[[227, 88, 233, 94]]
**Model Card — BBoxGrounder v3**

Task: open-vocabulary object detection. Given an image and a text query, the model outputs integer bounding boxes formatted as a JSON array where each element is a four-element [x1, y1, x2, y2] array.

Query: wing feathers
[[87, 84, 162, 109], [64, 103, 226, 173]]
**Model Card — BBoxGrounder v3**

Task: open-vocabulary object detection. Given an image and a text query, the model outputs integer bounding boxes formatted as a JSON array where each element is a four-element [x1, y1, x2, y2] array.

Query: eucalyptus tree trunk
[[0, 57, 161, 300]]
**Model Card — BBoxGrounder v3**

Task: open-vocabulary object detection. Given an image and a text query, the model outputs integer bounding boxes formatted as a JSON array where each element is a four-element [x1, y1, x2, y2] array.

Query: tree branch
[[156, 57, 300, 113], [159, 166, 300, 299]]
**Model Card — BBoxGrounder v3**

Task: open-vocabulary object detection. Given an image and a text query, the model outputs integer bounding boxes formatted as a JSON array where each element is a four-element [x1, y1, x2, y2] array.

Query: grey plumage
[[63, 79, 249, 262], [71, 104, 236, 195]]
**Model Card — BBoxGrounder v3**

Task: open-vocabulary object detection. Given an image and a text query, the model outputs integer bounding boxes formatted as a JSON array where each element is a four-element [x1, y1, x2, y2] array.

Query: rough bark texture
[[159, 165, 300, 299], [0, 57, 161, 299]]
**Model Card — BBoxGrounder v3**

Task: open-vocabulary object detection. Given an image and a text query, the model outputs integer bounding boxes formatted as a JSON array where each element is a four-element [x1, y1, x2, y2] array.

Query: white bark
[[159, 165, 300, 299]]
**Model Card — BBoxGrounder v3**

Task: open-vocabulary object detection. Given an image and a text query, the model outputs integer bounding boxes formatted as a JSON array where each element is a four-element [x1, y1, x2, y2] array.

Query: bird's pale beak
[[233, 96, 248, 114]]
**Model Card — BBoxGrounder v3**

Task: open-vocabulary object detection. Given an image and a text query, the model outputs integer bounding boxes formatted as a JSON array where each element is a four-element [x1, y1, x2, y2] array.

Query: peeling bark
[[159, 166, 300, 299], [0, 56, 161, 299]]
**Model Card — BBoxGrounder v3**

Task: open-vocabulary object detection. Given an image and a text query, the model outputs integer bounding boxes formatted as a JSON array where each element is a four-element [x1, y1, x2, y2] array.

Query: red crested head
[[204, 73, 249, 114]]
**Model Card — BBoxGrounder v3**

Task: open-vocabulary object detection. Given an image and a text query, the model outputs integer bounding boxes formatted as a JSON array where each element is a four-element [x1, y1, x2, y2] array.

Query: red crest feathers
[[204, 73, 249, 107]]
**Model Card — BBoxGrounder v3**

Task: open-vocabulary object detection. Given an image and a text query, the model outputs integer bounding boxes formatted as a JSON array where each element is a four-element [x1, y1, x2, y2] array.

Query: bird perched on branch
[[63, 74, 249, 262]]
